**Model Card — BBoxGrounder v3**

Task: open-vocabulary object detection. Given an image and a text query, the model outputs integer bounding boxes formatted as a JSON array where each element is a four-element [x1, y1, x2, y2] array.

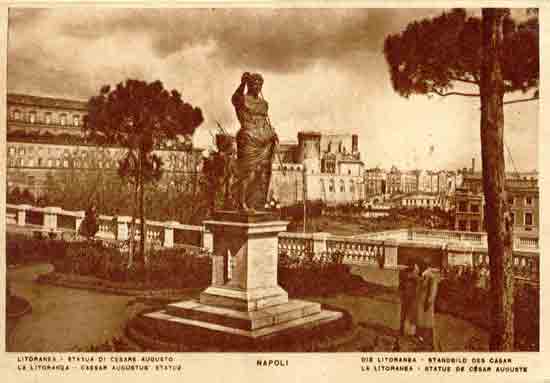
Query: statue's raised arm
[[231, 72, 278, 212]]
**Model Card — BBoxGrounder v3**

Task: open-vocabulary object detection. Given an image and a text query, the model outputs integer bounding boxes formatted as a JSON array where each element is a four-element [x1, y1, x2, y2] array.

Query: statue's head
[[246, 73, 264, 96]]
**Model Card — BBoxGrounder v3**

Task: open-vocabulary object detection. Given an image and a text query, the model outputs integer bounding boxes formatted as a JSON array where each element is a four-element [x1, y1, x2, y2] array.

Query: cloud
[[7, 7, 538, 171]]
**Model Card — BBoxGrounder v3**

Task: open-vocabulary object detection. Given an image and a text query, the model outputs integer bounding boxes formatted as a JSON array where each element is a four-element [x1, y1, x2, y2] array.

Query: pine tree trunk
[[139, 150, 146, 268], [480, 8, 514, 351]]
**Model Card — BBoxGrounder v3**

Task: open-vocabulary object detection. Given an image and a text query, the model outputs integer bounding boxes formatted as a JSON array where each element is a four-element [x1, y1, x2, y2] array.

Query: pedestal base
[[141, 211, 341, 342], [144, 299, 342, 338]]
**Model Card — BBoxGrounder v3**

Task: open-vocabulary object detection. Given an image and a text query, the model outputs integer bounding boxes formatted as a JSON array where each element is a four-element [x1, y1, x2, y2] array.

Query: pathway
[[7, 263, 488, 352]]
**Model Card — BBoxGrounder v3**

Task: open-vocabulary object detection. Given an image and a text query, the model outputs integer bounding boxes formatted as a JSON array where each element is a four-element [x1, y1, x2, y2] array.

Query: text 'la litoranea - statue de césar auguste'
[[231, 72, 279, 212]]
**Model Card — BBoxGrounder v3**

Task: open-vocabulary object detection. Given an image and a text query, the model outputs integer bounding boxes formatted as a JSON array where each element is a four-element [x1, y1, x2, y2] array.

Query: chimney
[[471, 158, 475, 174]]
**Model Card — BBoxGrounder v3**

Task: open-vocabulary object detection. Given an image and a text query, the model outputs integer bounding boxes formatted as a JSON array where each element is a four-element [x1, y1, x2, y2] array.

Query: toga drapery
[[231, 91, 277, 209]]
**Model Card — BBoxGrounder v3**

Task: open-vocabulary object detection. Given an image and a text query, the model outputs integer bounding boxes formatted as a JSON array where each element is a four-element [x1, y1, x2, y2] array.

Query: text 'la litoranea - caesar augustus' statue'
[[231, 72, 279, 212]]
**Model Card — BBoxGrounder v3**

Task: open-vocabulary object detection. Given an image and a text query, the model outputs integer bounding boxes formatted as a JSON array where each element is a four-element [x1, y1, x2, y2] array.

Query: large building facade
[[6, 93, 203, 198]]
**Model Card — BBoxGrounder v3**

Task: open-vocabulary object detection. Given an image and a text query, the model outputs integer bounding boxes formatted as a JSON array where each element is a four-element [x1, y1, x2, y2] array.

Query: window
[[470, 220, 479, 232], [13, 109, 20, 120], [37, 158, 43, 167], [526, 197, 533, 206], [510, 212, 515, 225], [340, 181, 345, 193], [73, 115, 80, 126], [329, 181, 335, 192], [471, 204, 480, 213], [348, 169, 351, 175], [458, 220, 467, 231], [60, 114, 67, 126], [525, 212, 533, 226], [508, 196, 515, 206], [29, 111, 36, 123], [45, 112, 52, 124], [459, 202, 468, 212], [47, 159, 53, 167], [9, 147, 15, 156]]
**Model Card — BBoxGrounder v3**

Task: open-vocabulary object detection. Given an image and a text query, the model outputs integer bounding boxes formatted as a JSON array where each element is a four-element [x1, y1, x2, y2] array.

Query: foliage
[[51, 243, 211, 289], [6, 233, 69, 265], [7, 187, 34, 205], [384, 8, 539, 99], [83, 79, 204, 262], [278, 250, 365, 296]]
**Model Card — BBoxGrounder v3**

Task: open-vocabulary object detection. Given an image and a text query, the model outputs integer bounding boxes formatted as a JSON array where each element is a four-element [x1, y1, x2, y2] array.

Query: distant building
[[269, 132, 365, 206], [400, 170, 417, 194], [6, 93, 203, 199], [453, 170, 539, 233], [364, 167, 387, 195], [387, 166, 401, 195]]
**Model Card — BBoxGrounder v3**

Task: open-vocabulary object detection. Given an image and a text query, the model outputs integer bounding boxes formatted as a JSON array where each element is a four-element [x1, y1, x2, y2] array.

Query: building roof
[[7, 93, 88, 111]]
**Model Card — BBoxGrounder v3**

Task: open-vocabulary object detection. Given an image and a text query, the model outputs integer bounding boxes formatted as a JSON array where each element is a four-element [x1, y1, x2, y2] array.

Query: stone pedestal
[[145, 211, 342, 339]]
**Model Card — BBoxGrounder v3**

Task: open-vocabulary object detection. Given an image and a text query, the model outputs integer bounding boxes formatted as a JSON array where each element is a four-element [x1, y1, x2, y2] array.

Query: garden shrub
[[436, 272, 539, 351], [278, 250, 365, 296]]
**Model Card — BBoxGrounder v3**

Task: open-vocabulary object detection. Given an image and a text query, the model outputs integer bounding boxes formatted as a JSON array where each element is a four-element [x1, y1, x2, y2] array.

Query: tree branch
[[432, 89, 481, 97], [503, 96, 539, 106]]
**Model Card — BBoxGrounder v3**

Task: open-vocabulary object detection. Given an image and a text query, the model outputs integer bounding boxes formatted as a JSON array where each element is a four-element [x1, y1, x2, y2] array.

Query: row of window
[[510, 212, 535, 226], [403, 199, 438, 206], [7, 154, 195, 171], [322, 179, 358, 193], [10, 109, 83, 126], [7, 157, 117, 169], [457, 212, 535, 232], [457, 219, 480, 232], [458, 202, 480, 213], [508, 196, 534, 206]]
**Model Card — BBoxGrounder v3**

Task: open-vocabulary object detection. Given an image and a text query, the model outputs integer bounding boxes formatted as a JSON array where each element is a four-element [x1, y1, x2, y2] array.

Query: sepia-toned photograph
[[4, 6, 539, 357]]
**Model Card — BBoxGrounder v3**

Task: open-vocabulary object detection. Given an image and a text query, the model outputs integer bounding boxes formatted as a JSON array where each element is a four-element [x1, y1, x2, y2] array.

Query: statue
[[231, 72, 278, 212]]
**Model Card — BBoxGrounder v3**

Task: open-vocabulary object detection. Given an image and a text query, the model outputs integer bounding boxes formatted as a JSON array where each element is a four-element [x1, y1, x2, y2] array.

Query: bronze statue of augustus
[[231, 72, 278, 212]]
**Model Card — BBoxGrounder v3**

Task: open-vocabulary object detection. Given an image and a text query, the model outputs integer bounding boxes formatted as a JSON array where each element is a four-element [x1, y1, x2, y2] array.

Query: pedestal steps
[[164, 299, 322, 331], [144, 308, 342, 339]]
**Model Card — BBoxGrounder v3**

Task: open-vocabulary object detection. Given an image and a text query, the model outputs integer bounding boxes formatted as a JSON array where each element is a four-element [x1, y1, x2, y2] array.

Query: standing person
[[399, 260, 419, 336], [415, 259, 440, 350]]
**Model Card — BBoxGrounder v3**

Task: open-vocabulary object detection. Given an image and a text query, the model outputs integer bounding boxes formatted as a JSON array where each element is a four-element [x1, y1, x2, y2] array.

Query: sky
[[7, 7, 539, 172]]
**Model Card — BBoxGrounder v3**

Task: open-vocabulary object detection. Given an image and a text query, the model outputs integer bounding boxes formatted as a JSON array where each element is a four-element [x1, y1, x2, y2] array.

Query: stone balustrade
[[5, 203, 539, 282], [5, 203, 210, 250], [279, 230, 539, 282]]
